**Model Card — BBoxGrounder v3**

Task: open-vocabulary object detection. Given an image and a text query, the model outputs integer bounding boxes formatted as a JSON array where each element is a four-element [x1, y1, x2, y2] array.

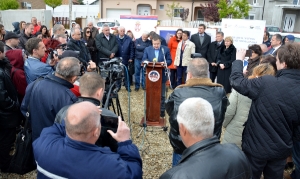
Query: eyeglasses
[[86, 31, 91, 33]]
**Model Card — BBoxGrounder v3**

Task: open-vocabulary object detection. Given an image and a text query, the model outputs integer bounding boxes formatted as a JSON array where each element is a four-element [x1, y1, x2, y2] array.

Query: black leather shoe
[[135, 88, 139, 91], [142, 87, 146, 90]]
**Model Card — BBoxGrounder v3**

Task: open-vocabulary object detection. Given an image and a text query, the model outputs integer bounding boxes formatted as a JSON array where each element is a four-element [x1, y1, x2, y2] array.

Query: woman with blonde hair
[[222, 63, 275, 149], [216, 36, 236, 93]]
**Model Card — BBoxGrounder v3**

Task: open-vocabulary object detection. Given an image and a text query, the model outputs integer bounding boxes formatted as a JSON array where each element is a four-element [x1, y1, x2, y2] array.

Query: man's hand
[[110, 53, 115, 58], [220, 64, 225, 70], [211, 62, 217, 66], [236, 49, 246, 61], [87, 60, 96, 72], [107, 117, 131, 142], [129, 59, 133, 62], [160, 62, 165, 66], [49, 55, 59, 66]]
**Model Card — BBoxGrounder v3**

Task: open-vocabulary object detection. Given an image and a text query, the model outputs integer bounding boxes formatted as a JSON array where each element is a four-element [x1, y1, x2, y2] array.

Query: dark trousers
[[134, 59, 145, 89], [210, 71, 217, 82], [169, 69, 177, 89], [118, 64, 131, 89], [245, 153, 286, 179], [0, 128, 16, 171], [176, 66, 187, 86]]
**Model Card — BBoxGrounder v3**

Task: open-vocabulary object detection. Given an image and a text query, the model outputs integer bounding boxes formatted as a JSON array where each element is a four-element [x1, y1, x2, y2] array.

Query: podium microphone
[[153, 58, 157, 66], [143, 60, 149, 68]]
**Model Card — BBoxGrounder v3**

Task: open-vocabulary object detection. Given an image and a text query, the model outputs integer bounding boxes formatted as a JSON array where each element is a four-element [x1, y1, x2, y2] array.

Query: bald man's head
[[65, 102, 101, 143], [87, 22, 94, 29]]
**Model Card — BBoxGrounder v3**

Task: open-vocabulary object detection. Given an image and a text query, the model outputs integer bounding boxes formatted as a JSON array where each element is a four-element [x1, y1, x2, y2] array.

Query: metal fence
[[159, 20, 221, 28]]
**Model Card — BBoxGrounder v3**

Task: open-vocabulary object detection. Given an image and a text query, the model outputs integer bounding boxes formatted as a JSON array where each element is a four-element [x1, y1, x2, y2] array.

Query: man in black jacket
[[230, 44, 300, 179], [67, 28, 91, 64], [190, 24, 211, 59], [207, 32, 224, 82], [0, 41, 22, 172], [4, 32, 19, 53], [55, 72, 119, 152], [165, 58, 228, 166], [161, 98, 251, 179], [95, 24, 118, 62], [18, 23, 33, 50]]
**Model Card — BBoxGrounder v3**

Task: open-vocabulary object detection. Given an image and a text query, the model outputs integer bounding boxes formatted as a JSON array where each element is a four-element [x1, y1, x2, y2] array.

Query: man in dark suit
[[95, 24, 118, 62], [149, 31, 167, 46], [207, 32, 224, 82], [265, 34, 282, 56], [142, 35, 172, 117], [190, 24, 211, 59]]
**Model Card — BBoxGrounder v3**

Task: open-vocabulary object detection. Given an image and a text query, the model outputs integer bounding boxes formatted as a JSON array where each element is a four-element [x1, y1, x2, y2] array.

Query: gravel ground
[[0, 87, 294, 179], [0, 87, 174, 179]]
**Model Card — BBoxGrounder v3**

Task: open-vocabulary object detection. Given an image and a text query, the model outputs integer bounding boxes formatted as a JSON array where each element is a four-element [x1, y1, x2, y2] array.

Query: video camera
[[98, 57, 123, 88]]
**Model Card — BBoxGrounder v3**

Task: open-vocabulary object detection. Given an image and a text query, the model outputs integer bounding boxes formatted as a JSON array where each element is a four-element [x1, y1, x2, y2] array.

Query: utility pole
[[69, 0, 72, 28]]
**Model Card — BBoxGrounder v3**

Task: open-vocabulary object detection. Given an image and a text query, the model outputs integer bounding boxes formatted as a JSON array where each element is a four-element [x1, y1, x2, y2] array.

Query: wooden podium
[[141, 62, 165, 127]]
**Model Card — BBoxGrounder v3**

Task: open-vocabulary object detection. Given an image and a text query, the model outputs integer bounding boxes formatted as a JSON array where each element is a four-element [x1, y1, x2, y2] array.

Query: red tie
[[181, 41, 185, 51]]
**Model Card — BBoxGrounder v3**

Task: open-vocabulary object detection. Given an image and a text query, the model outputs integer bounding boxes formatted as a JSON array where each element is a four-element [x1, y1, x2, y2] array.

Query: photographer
[[55, 72, 119, 152], [24, 37, 59, 84]]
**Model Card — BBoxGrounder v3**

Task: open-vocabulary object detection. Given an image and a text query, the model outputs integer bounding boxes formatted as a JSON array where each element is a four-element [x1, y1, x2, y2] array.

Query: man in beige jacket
[[174, 31, 195, 86]]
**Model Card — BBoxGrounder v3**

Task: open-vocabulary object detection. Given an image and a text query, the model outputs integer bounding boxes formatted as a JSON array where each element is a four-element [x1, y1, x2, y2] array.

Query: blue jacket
[[135, 37, 151, 59], [24, 56, 54, 84], [116, 35, 134, 65], [33, 122, 143, 179], [21, 74, 77, 141], [142, 45, 172, 83]]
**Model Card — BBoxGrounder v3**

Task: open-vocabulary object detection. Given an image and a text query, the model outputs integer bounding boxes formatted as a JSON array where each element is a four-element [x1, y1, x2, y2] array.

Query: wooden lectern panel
[[141, 62, 165, 126]]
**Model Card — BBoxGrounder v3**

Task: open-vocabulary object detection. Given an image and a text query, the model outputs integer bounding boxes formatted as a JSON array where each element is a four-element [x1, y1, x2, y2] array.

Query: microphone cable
[[122, 64, 132, 140]]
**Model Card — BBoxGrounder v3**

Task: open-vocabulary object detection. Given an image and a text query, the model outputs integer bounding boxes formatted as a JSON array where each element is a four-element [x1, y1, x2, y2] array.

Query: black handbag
[[8, 78, 43, 174], [128, 61, 135, 76]]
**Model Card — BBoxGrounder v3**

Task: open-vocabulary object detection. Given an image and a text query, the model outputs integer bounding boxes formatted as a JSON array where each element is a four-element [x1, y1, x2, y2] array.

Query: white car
[[96, 19, 120, 33]]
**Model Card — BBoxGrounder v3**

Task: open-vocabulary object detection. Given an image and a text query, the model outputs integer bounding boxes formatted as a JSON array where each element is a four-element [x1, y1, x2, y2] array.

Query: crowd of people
[[0, 16, 300, 179]]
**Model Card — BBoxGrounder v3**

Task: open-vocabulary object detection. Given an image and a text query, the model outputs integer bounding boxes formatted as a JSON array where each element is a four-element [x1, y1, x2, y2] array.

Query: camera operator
[[55, 72, 119, 152], [24, 37, 59, 84], [67, 28, 92, 64], [95, 24, 118, 60]]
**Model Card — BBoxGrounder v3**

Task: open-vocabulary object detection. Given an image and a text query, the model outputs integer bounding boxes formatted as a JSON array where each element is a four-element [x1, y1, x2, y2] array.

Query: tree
[[44, 0, 62, 12], [0, 0, 19, 10], [217, 0, 251, 19], [77, 0, 85, 5], [200, 0, 220, 22], [165, 2, 182, 23]]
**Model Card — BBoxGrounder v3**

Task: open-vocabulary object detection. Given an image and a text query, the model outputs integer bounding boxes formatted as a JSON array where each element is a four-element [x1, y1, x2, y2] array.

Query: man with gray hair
[[87, 21, 98, 38], [165, 58, 228, 166], [134, 31, 151, 91], [161, 98, 251, 179], [21, 57, 80, 141], [95, 23, 118, 60], [52, 24, 66, 38]]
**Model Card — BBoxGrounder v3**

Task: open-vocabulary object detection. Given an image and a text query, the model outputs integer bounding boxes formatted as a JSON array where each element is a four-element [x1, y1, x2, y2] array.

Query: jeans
[[134, 59, 145, 89], [169, 69, 177, 89], [245, 153, 286, 179], [172, 152, 182, 167], [176, 66, 187, 86]]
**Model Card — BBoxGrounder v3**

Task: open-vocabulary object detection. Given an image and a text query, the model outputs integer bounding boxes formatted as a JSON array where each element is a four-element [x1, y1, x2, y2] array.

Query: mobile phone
[[246, 49, 253, 57]]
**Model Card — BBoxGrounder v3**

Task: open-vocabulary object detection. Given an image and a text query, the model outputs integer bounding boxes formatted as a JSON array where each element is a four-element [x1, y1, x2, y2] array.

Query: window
[[245, 14, 255, 20], [293, 0, 299, 5], [173, 8, 184, 18], [159, 5, 164, 10], [253, 0, 257, 4], [197, 10, 204, 21]]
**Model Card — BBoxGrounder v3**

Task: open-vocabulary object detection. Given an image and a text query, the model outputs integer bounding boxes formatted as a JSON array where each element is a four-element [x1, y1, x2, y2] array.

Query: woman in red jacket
[[168, 29, 182, 89]]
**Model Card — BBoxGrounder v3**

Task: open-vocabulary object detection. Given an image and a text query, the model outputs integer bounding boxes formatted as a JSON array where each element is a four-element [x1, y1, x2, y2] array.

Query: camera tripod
[[103, 81, 124, 121]]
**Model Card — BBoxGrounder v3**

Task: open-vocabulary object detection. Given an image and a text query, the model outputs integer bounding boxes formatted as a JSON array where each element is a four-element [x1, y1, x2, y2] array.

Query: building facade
[[17, 0, 46, 9]]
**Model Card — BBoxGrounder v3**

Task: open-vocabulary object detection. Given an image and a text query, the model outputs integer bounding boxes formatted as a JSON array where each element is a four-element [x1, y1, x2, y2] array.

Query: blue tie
[[269, 48, 275, 54]]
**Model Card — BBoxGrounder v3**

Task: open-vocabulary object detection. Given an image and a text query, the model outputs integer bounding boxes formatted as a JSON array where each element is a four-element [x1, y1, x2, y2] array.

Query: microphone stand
[[137, 62, 150, 155]]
